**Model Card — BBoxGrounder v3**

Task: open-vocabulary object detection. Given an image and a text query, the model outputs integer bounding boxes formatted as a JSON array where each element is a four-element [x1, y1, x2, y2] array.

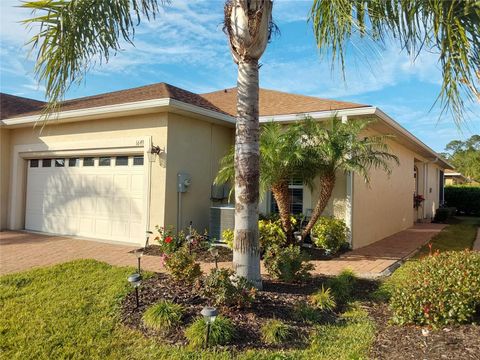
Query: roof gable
[[0, 93, 45, 120]]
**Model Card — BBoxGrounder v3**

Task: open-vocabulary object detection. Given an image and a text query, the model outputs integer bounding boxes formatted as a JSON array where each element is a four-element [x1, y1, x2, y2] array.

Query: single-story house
[[0, 83, 452, 249], [444, 169, 478, 185]]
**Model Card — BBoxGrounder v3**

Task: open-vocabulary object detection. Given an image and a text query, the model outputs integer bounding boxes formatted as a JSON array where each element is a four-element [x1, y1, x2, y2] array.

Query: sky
[[0, 0, 478, 153]]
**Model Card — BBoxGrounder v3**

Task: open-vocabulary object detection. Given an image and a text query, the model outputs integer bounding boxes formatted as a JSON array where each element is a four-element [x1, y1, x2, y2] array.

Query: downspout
[[342, 115, 353, 246], [423, 163, 428, 219]]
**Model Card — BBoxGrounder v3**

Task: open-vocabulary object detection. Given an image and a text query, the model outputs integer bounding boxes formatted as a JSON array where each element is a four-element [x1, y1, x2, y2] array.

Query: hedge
[[444, 186, 480, 215]]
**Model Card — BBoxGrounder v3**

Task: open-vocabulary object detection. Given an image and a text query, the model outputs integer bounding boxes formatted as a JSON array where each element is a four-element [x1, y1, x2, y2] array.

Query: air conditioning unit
[[209, 206, 234, 241]]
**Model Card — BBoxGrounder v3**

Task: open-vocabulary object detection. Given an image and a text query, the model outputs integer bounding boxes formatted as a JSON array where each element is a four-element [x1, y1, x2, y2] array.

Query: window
[[42, 159, 52, 167], [133, 156, 144, 166], [99, 157, 111, 166], [55, 158, 65, 167], [83, 157, 94, 166], [68, 158, 79, 167], [115, 156, 128, 166], [30, 159, 39, 168], [270, 178, 304, 215]]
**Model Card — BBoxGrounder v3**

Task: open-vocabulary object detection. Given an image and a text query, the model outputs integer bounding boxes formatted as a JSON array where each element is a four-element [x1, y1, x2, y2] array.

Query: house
[[444, 169, 478, 185], [0, 83, 452, 249]]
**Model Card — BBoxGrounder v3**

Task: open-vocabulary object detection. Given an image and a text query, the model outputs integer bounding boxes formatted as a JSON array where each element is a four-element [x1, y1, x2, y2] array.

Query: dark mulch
[[367, 302, 480, 360], [121, 273, 341, 350], [141, 244, 233, 263]]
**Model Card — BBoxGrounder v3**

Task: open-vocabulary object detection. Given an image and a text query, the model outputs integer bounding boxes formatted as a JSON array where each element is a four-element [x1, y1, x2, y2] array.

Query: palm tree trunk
[[271, 181, 294, 244], [233, 59, 262, 288], [302, 172, 336, 239]]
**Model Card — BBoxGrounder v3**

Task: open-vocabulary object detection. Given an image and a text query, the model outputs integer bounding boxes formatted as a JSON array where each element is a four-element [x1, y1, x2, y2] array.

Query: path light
[[186, 234, 194, 254], [134, 248, 144, 273], [145, 230, 153, 248], [209, 246, 219, 269], [201, 306, 218, 348], [128, 273, 142, 309]]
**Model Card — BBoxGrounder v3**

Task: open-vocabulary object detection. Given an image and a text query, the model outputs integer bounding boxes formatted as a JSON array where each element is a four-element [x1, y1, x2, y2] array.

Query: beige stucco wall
[[6, 113, 168, 231], [0, 127, 11, 230], [352, 135, 415, 249], [164, 113, 234, 232]]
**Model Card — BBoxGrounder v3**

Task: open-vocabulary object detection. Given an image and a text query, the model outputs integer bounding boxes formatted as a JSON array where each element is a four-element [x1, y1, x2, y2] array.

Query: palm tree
[[299, 117, 400, 238], [216, 121, 307, 244]]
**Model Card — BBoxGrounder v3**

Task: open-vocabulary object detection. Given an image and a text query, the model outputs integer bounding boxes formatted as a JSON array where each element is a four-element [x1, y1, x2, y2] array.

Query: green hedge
[[444, 186, 480, 215]]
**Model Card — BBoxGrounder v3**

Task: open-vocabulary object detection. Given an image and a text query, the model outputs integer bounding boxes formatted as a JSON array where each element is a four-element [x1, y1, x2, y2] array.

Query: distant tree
[[443, 135, 480, 181]]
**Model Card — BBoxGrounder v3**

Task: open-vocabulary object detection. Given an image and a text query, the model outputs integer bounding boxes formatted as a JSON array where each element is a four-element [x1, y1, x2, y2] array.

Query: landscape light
[[200, 306, 218, 348], [127, 273, 142, 308]]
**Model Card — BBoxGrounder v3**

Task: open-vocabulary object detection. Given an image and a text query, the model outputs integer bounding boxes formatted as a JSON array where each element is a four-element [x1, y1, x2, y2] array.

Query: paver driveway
[[1, 223, 446, 277]]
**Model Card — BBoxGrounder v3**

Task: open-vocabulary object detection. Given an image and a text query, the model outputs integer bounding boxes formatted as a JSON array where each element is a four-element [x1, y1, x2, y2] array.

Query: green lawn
[[0, 259, 374, 360]]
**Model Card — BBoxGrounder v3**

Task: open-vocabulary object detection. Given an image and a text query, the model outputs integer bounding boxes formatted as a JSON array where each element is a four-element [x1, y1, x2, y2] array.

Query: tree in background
[[441, 135, 480, 181]]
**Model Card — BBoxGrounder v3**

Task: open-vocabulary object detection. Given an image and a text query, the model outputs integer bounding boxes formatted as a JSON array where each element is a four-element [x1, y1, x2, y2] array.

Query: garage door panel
[[26, 155, 145, 244]]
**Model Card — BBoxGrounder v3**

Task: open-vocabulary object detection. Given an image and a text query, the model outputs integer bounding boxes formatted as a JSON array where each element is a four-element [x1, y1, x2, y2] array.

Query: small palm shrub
[[261, 319, 292, 345], [201, 268, 256, 307], [309, 285, 336, 311], [263, 245, 314, 282], [389, 250, 480, 326], [293, 302, 321, 323], [185, 316, 234, 348], [142, 300, 183, 331], [259, 219, 287, 251], [164, 247, 202, 284], [326, 269, 357, 303], [311, 217, 348, 254]]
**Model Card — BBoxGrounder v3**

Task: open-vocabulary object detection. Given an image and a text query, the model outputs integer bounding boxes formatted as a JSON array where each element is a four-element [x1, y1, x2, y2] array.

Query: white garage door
[[25, 155, 145, 244]]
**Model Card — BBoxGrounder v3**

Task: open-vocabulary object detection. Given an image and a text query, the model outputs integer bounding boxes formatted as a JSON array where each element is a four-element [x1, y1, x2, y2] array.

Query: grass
[[0, 259, 376, 359]]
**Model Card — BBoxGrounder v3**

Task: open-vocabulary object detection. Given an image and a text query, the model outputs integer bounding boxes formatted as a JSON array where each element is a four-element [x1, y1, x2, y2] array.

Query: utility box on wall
[[177, 172, 191, 193]]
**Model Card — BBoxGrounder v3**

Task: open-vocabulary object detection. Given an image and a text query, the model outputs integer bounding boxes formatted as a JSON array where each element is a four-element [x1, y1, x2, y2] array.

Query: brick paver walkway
[[1, 223, 446, 277]]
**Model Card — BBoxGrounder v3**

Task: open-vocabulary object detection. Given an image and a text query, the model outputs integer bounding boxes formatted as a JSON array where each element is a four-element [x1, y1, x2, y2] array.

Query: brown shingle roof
[[1, 82, 368, 120], [0, 93, 45, 120], [200, 87, 368, 116]]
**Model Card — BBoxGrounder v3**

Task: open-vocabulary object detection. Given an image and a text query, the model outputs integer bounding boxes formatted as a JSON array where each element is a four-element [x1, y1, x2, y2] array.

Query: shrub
[[163, 247, 202, 284], [433, 207, 456, 223], [293, 302, 321, 323], [389, 250, 480, 326], [309, 286, 336, 311], [201, 268, 256, 307], [263, 245, 314, 282], [221, 229, 234, 249], [185, 316, 234, 348], [154, 225, 184, 254], [444, 185, 480, 215], [142, 300, 183, 331], [259, 220, 287, 251], [261, 319, 292, 345], [311, 217, 349, 254], [326, 269, 357, 303]]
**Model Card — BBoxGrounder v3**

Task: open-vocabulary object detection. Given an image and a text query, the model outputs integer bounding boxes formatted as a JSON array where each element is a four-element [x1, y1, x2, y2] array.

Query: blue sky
[[0, 0, 478, 153]]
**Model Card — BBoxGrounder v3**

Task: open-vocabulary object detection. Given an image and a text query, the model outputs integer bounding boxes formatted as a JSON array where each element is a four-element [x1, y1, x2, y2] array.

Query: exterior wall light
[[127, 273, 142, 308], [200, 306, 218, 348]]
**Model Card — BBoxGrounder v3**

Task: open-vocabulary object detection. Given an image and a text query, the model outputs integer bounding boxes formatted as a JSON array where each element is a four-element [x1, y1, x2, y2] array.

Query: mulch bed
[[121, 273, 341, 350], [141, 244, 233, 262], [367, 302, 480, 360]]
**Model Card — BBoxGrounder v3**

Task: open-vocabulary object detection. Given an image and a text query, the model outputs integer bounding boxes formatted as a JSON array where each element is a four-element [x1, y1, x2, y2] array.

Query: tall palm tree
[[216, 121, 307, 244], [299, 117, 400, 238]]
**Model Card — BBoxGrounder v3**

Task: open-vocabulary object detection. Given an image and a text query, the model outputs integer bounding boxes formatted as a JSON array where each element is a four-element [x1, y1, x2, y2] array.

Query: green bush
[[433, 207, 456, 223], [389, 250, 480, 326], [309, 286, 336, 311], [326, 269, 357, 303], [163, 247, 202, 284], [201, 268, 256, 307], [263, 245, 314, 282], [311, 217, 349, 254], [261, 319, 292, 345], [221, 229, 234, 249], [142, 300, 183, 331], [154, 225, 184, 254], [293, 302, 321, 323], [444, 186, 480, 215], [259, 220, 287, 251], [185, 316, 234, 348]]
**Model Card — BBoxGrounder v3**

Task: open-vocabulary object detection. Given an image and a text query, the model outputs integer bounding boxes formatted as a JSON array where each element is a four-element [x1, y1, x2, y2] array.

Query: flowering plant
[[413, 194, 425, 209], [154, 225, 183, 254]]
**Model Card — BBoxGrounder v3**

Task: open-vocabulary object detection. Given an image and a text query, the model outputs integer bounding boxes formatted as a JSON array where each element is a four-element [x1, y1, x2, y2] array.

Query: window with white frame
[[270, 178, 304, 214]]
